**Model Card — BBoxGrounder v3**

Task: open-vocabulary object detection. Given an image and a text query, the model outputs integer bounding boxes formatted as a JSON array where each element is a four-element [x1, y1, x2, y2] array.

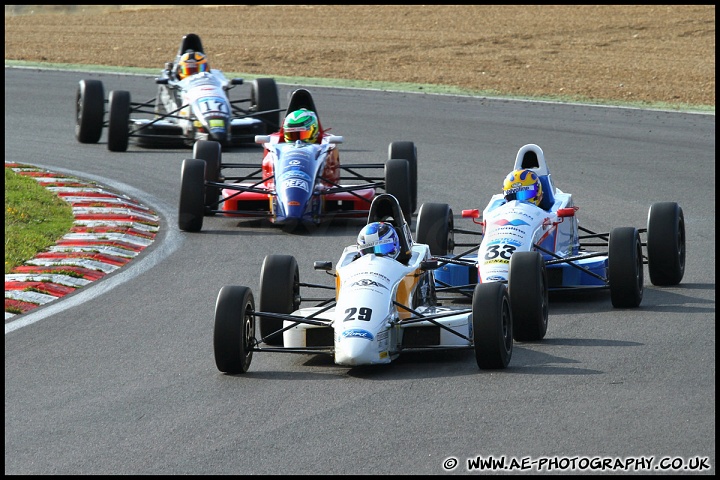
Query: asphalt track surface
[[4, 67, 716, 475]]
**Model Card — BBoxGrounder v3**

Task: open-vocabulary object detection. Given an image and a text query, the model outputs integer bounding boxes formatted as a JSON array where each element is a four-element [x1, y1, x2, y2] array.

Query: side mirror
[[230, 78, 244, 85], [462, 209, 480, 219], [314, 261, 332, 271], [326, 135, 344, 144], [155, 78, 169, 85], [557, 207, 579, 217], [420, 259, 439, 270], [255, 135, 271, 144]]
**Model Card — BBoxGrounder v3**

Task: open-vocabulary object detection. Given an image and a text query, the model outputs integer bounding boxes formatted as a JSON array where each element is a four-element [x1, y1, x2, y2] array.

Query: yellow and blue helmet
[[503, 169, 543, 207]]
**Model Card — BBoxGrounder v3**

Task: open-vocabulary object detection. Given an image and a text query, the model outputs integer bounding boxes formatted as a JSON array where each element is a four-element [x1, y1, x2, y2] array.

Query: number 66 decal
[[344, 307, 373, 322]]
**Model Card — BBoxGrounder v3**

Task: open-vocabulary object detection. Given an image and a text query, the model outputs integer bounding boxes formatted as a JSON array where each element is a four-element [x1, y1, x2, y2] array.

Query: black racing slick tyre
[[251, 78, 281, 134], [472, 282, 513, 369], [508, 251, 549, 341], [259, 255, 300, 346], [647, 202, 686, 286], [384, 158, 413, 227], [178, 159, 206, 232], [75, 79, 104, 144], [389, 141, 418, 214], [107, 90, 130, 152], [214, 285, 255, 374], [609, 227, 644, 308], [415, 202, 454, 256], [193, 140, 222, 215]]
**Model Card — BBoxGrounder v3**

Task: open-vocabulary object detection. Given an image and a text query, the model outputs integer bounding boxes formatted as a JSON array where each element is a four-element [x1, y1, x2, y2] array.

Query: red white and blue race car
[[75, 33, 282, 152], [178, 88, 418, 232], [415, 144, 686, 341]]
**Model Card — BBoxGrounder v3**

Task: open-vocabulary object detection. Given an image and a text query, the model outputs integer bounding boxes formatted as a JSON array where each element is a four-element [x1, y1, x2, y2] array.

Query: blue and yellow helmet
[[503, 169, 543, 206]]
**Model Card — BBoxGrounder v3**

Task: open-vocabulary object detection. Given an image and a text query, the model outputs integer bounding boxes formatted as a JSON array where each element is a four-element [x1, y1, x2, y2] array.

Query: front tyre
[[609, 227, 644, 308], [214, 285, 255, 374], [193, 140, 222, 215], [178, 159, 206, 232], [415, 202, 454, 255], [508, 251, 548, 341], [647, 202, 685, 286], [472, 282, 513, 369], [259, 255, 300, 346], [251, 78, 281, 134], [75, 79, 105, 144], [388, 141, 418, 214], [384, 158, 413, 227], [107, 90, 130, 152]]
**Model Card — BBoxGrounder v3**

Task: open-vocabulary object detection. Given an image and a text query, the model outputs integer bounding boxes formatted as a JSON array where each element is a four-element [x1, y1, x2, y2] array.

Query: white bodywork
[[283, 243, 473, 366], [477, 144, 579, 283]]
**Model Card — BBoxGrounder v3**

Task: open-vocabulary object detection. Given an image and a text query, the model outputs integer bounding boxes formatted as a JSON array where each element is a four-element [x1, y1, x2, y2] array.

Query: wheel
[[647, 202, 685, 286], [251, 78, 281, 134], [214, 285, 255, 374], [472, 282, 513, 369], [178, 159, 206, 232], [508, 251, 548, 341], [193, 140, 222, 215], [415, 202, 454, 255], [259, 254, 300, 346], [107, 90, 130, 152], [75, 79, 104, 144], [384, 158, 413, 227], [609, 226, 644, 308], [389, 141, 418, 213]]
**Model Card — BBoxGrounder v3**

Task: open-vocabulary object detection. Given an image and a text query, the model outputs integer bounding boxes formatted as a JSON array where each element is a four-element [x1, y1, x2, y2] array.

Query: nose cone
[[209, 127, 227, 144], [334, 329, 389, 366]]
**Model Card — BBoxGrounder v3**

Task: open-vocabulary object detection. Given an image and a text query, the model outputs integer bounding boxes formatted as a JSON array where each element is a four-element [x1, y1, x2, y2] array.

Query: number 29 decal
[[344, 307, 373, 322]]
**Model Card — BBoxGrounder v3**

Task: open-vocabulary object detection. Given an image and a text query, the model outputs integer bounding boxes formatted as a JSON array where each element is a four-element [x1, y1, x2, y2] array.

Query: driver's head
[[357, 222, 401, 259], [283, 108, 319, 143], [503, 169, 543, 207], [177, 51, 209, 80]]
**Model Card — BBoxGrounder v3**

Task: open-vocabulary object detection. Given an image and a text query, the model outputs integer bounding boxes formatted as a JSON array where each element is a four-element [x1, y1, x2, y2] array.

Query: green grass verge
[[4, 166, 75, 274]]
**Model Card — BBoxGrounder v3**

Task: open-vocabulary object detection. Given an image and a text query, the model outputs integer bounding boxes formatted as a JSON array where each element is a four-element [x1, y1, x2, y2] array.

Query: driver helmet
[[177, 51, 209, 80], [283, 108, 319, 143], [357, 222, 401, 259], [503, 169, 543, 207]]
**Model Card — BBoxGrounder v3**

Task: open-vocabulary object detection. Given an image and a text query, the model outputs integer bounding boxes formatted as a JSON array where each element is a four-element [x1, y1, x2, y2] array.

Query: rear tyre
[[384, 158, 413, 227], [389, 141, 418, 213], [178, 159, 206, 232], [107, 90, 130, 152], [259, 255, 300, 346], [214, 285, 255, 374], [251, 78, 281, 134], [508, 251, 548, 341], [609, 227, 644, 308], [75, 79, 104, 144], [193, 140, 222, 215], [472, 282, 513, 369], [415, 202, 454, 255], [647, 202, 685, 286]]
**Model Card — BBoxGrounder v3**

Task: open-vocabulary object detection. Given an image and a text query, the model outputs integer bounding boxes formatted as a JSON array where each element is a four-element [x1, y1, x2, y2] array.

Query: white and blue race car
[[415, 144, 686, 341]]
